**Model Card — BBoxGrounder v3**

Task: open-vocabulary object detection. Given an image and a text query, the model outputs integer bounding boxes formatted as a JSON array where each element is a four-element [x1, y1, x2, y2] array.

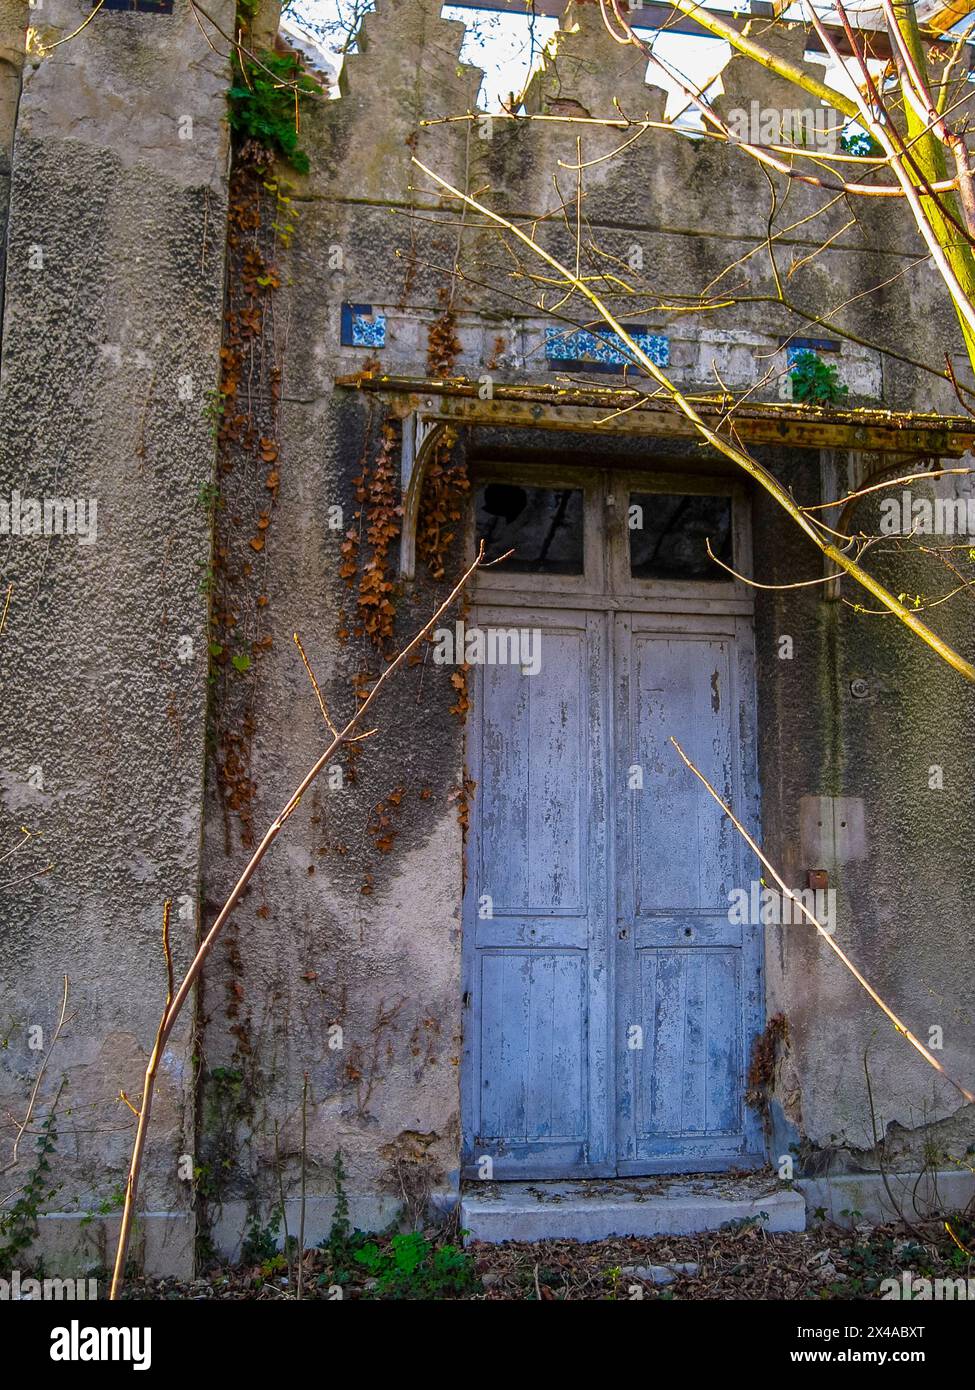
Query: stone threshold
[[461, 1175, 806, 1244]]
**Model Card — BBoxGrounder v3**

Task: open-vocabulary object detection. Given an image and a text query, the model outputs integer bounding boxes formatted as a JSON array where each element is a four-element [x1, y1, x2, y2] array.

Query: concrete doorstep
[[461, 1176, 806, 1244]]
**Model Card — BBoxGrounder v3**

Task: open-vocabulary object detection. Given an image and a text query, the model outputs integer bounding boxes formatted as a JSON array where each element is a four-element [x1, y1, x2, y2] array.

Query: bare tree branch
[[670, 736, 974, 1105], [108, 544, 490, 1299]]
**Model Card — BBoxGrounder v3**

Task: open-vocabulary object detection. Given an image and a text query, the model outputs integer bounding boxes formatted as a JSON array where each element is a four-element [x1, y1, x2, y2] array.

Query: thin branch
[[293, 632, 338, 736], [413, 156, 975, 684], [161, 899, 174, 1014], [0, 825, 35, 868], [804, 466, 975, 512], [1, 976, 71, 1180], [670, 737, 974, 1106], [807, 2, 975, 341], [0, 864, 54, 893], [42, 0, 106, 52], [705, 537, 847, 590], [108, 544, 489, 1298]]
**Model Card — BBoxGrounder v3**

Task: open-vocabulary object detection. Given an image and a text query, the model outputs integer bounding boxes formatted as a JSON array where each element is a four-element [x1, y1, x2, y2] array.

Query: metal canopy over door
[[461, 466, 764, 1179]]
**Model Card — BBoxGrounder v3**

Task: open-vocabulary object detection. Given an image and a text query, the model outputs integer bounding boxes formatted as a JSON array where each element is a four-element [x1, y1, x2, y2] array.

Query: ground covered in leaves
[[119, 1215, 974, 1301]]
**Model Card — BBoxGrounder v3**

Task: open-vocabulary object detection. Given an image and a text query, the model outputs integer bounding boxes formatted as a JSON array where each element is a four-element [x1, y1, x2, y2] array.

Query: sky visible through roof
[[281, 1, 973, 117]]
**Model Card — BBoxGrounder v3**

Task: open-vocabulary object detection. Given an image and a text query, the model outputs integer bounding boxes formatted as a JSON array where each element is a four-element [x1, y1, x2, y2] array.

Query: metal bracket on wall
[[820, 449, 932, 602], [800, 796, 867, 868]]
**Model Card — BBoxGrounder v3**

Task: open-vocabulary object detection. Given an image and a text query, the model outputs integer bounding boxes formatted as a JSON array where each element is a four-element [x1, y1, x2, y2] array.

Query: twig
[[0, 976, 71, 1179], [273, 1120, 292, 1286], [864, 1045, 923, 1240], [704, 539, 846, 590], [803, 467, 975, 512], [298, 1072, 308, 1300], [806, 1, 975, 343], [413, 156, 975, 685], [0, 864, 54, 893], [669, 736, 974, 1105], [161, 899, 174, 1013], [293, 632, 338, 736], [190, 1, 328, 105], [42, 0, 106, 52], [0, 825, 35, 868], [108, 545, 489, 1298]]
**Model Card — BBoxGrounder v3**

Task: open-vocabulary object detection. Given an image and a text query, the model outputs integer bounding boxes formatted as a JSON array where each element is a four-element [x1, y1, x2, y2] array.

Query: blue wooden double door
[[462, 603, 764, 1178]]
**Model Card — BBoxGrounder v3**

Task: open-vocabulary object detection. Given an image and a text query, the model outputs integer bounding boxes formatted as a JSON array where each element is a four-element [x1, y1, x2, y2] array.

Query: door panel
[[462, 607, 611, 1178], [638, 948, 741, 1139], [616, 614, 764, 1171], [478, 628, 585, 914], [630, 633, 736, 914], [478, 952, 586, 1142]]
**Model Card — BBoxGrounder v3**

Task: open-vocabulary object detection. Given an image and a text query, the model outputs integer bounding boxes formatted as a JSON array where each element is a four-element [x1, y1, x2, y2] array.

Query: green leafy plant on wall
[[227, 50, 317, 174], [789, 349, 849, 406], [0, 1085, 64, 1268]]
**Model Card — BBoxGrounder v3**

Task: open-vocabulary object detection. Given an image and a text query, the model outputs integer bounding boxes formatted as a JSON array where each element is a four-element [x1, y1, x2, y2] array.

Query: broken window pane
[[629, 492, 732, 581], [475, 483, 584, 574]]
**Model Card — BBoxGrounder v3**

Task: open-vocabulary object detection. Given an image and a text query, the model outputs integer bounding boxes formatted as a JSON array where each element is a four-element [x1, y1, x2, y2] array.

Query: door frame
[[460, 459, 765, 1179]]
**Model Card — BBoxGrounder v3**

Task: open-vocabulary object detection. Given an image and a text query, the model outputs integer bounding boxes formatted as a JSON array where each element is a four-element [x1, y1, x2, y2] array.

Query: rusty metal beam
[[445, 0, 720, 36], [749, 0, 790, 16], [428, 395, 972, 453], [337, 373, 975, 455]]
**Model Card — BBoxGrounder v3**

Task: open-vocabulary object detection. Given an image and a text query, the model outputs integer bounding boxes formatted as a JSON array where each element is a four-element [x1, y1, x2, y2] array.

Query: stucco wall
[[0, 0, 231, 1275], [754, 446, 975, 1171], [1, 0, 973, 1275], [199, 0, 974, 1241]]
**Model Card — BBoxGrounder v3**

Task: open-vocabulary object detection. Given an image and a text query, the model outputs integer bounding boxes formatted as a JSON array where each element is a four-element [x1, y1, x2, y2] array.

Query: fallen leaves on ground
[[117, 1217, 973, 1301]]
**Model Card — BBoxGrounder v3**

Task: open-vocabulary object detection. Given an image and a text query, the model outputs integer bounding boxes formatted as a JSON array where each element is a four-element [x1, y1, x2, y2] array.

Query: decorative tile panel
[[341, 303, 387, 349], [545, 326, 668, 373]]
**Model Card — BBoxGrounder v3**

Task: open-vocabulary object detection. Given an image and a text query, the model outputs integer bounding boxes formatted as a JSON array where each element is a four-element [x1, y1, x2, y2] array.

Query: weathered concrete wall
[[0, 0, 231, 1275], [190, 0, 974, 1255], [0, 1, 26, 331], [4, 0, 974, 1274], [755, 446, 975, 1173], [196, 0, 482, 1256]]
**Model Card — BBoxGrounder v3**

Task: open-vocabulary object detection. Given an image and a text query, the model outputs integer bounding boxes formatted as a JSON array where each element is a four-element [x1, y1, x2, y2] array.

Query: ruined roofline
[[444, 0, 975, 62]]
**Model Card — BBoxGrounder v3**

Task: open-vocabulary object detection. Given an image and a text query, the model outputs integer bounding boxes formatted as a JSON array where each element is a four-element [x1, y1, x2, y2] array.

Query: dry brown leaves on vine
[[416, 430, 466, 583], [342, 423, 403, 656]]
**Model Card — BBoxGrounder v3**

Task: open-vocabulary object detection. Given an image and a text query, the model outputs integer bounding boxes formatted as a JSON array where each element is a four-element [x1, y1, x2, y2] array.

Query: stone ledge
[[33, 1211, 194, 1281], [797, 1170, 975, 1228], [461, 1177, 806, 1243], [210, 1195, 404, 1262]]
